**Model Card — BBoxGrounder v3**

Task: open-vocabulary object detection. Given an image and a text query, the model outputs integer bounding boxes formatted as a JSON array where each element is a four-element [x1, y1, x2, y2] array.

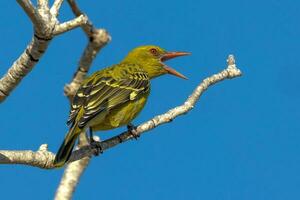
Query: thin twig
[[53, 14, 88, 36], [64, 0, 111, 100], [67, 0, 97, 37], [50, 0, 64, 16], [37, 0, 48, 8], [16, 0, 38, 26], [64, 28, 111, 100]]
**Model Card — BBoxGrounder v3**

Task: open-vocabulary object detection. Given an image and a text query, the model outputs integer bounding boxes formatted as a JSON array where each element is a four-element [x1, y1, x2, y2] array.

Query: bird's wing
[[66, 75, 96, 126], [67, 67, 150, 129]]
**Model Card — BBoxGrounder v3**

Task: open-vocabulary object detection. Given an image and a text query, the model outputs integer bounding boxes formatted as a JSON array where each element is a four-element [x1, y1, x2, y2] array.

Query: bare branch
[[67, 0, 96, 37], [54, 134, 91, 200], [51, 0, 64, 16], [67, 0, 82, 17], [0, 55, 242, 170], [16, 0, 38, 26], [0, 36, 51, 102], [63, 0, 111, 99], [0, 0, 87, 103], [54, 157, 90, 200], [37, 0, 48, 9], [53, 14, 88, 36], [64, 29, 111, 100], [0, 144, 55, 169]]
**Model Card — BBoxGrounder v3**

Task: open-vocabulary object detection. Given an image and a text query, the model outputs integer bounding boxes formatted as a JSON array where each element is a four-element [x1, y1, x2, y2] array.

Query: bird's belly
[[91, 95, 148, 131]]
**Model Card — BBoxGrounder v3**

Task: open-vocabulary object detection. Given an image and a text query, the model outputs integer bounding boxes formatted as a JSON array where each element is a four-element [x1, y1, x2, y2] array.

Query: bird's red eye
[[150, 48, 159, 56]]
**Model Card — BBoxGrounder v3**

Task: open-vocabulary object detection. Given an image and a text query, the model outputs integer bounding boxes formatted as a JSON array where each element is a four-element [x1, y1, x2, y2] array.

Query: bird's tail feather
[[53, 125, 82, 167]]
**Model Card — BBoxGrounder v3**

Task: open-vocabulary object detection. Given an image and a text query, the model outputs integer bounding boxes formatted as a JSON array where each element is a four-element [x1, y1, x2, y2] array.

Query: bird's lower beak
[[161, 51, 191, 80]]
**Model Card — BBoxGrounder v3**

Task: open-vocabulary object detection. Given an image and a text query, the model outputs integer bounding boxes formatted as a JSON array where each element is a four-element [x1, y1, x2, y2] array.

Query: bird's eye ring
[[149, 48, 159, 56]]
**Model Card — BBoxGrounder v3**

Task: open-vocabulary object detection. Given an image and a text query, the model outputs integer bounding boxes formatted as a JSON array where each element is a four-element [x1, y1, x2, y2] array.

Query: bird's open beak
[[160, 51, 191, 80]]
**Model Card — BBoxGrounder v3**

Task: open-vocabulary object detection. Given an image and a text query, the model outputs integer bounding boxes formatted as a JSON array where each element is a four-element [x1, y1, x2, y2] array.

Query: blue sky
[[1, 0, 299, 199]]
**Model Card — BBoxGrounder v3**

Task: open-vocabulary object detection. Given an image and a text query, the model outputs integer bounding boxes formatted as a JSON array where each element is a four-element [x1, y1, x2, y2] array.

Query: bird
[[53, 45, 190, 167]]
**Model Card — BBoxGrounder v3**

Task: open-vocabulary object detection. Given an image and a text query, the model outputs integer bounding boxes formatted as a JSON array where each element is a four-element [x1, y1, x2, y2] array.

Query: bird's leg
[[89, 127, 95, 143], [127, 123, 140, 140], [88, 127, 103, 156]]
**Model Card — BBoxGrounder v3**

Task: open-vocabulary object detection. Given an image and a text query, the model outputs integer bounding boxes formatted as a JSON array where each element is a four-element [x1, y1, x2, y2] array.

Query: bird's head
[[122, 45, 190, 79]]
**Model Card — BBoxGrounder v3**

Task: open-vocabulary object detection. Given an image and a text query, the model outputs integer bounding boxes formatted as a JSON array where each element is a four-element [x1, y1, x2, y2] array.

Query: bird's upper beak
[[160, 51, 191, 80]]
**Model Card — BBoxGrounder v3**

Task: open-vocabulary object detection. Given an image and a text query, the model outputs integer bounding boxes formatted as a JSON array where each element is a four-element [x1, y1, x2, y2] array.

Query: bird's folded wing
[[67, 71, 150, 129]]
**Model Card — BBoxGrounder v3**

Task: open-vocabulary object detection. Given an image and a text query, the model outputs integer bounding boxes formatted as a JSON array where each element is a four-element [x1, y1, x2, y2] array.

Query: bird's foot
[[88, 127, 103, 156], [90, 141, 103, 156], [127, 123, 140, 140]]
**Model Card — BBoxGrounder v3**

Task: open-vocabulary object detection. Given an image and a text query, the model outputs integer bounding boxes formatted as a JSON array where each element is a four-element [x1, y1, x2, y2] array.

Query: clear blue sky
[[1, 0, 299, 199]]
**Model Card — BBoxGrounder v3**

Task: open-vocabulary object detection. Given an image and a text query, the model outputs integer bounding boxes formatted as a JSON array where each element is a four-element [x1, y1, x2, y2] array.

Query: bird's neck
[[145, 66, 167, 79], [120, 60, 166, 80]]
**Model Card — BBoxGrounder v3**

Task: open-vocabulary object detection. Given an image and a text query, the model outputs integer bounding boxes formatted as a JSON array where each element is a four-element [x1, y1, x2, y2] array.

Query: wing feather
[[67, 65, 150, 128]]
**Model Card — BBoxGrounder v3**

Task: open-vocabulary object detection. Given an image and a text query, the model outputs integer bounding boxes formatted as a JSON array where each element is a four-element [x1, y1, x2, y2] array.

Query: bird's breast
[[91, 93, 149, 131]]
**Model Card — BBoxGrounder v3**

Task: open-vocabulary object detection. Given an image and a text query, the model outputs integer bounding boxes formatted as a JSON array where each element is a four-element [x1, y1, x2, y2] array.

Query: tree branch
[[0, 55, 242, 170], [37, 0, 48, 9], [0, 0, 87, 103], [53, 14, 88, 36], [16, 0, 38, 26], [55, 1, 111, 199], [54, 134, 92, 200], [67, 0, 100, 38], [64, 0, 111, 101], [50, 0, 64, 16], [63, 28, 111, 100], [0, 144, 55, 169]]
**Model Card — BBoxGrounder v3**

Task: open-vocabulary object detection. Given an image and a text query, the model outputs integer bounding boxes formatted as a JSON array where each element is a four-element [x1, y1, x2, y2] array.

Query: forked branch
[[0, 0, 87, 103]]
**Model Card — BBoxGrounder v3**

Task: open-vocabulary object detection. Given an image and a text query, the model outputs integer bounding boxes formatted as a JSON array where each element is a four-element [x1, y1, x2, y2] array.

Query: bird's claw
[[127, 123, 140, 140], [91, 141, 103, 156]]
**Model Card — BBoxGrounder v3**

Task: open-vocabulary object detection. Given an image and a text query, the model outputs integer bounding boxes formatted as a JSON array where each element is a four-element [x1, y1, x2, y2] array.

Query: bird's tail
[[53, 125, 82, 167]]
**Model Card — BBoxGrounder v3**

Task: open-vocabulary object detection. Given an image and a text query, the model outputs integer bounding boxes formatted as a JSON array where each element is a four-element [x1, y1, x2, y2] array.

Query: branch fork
[[0, 0, 88, 102]]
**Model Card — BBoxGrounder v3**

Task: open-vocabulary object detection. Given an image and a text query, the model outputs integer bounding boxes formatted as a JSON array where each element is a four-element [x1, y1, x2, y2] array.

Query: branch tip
[[38, 144, 49, 151], [227, 54, 235, 66]]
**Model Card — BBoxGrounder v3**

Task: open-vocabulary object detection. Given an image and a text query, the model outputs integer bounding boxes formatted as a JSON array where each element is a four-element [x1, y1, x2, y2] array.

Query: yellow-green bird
[[54, 45, 190, 167]]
